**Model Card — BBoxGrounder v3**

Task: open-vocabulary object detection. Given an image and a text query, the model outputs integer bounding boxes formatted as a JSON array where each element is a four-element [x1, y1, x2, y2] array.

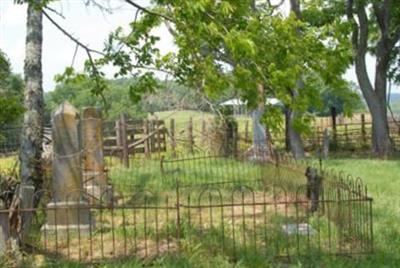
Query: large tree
[[303, 0, 400, 156], [348, 0, 400, 156], [19, 0, 44, 191]]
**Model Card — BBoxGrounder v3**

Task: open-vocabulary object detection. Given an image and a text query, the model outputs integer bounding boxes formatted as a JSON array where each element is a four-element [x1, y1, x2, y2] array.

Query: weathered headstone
[[81, 107, 111, 202], [42, 102, 92, 233]]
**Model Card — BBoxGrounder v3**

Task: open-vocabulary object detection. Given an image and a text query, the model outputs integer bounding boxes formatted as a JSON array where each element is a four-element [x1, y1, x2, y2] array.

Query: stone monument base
[[84, 184, 113, 204], [83, 171, 112, 204], [41, 201, 94, 235]]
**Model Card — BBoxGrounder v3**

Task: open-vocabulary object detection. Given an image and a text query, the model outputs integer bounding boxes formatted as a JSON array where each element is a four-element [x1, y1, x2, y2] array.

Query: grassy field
[[155, 110, 252, 135]]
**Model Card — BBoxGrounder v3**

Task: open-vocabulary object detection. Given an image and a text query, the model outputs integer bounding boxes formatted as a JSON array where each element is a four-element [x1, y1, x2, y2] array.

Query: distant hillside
[[389, 100, 400, 115], [389, 92, 400, 102]]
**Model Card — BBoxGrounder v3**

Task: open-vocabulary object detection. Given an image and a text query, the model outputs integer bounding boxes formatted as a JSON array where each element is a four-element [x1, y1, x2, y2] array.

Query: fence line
[[0, 163, 373, 264]]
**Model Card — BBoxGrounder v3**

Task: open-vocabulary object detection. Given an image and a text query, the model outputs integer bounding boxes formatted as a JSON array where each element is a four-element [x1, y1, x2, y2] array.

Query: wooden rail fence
[[103, 115, 167, 166]]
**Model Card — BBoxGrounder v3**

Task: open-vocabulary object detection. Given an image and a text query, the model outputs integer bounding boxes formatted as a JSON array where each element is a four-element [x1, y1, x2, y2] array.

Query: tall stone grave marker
[[43, 102, 92, 233], [81, 107, 111, 202]]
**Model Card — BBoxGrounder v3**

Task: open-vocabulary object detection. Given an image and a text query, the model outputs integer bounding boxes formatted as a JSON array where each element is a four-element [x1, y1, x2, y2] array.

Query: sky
[[0, 0, 175, 92], [0, 0, 390, 93]]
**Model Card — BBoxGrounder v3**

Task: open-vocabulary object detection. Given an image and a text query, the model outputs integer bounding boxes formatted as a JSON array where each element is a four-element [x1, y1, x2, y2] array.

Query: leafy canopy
[[58, 0, 356, 132]]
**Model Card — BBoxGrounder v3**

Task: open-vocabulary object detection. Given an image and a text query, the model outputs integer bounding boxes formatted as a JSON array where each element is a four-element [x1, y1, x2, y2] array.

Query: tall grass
[[26, 157, 398, 267]]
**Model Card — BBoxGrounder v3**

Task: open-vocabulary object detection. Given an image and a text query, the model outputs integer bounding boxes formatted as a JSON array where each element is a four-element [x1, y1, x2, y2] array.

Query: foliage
[[46, 77, 211, 121], [308, 75, 364, 117], [45, 77, 145, 121], [302, 0, 400, 84], [0, 50, 24, 126], [59, 0, 356, 136], [140, 80, 210, 113]]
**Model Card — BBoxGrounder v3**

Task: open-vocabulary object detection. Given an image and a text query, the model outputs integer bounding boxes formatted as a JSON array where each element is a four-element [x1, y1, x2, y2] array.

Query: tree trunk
[[20, 1, 44, 190], [330, 106, 337, 148], [354, 43, 392, 156], [368, 96, 392, 156], [15, 0, 44, 247], [347, 0, 395, 157], [288, 0, 305, 159], [371, 36, 392, 156], [287, 107, 305, 159]]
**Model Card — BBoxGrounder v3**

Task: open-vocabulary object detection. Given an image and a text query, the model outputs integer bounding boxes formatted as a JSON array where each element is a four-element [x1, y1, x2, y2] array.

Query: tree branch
[[346, 0, 359, 49], [347, 1, 375, 98], [124, 0, 174, 22], [390, 25, 400, 48], [44, 6, 65, 19], [267, 0, 285, 8], [372, 0, 390, 41], [289, 0, 301, 19], [42, 10, 105, 56], [42, 10, 107, 104], [356, 3, 369, 56]]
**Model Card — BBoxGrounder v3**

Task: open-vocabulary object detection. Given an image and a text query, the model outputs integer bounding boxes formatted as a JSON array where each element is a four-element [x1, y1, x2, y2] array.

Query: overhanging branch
[[42, 9, 107, 104], [124, 0, 174, 22], [42, 10, 105, 56]]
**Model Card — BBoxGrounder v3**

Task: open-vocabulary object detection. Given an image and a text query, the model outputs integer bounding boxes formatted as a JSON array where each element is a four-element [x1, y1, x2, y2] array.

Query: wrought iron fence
[[0, 159, 373, 265]]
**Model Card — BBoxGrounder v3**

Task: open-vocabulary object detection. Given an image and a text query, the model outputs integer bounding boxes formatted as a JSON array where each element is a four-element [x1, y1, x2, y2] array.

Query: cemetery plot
[[21, 165, 373, 264], [0, 104, 373, 265]]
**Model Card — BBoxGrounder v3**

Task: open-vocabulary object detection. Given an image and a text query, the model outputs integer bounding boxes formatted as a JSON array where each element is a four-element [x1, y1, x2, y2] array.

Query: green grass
[[1, 108, 398, 267], [154, 110, 252, 139], [316, 158, 400, 267], [23, 157, 399, 267], [0, 154, 18, 172]]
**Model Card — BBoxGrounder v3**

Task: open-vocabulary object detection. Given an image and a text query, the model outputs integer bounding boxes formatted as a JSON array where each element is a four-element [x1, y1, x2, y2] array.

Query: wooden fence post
[[244, 120, 249, 143], [143, 119, 150, 159], [149, 120, 155, 152], [115, 119, 123, 164], [170, 118, 176, 157], [322, 128, 329, 159], [233, 123, 238, 158], [317, 126, 321, 146], [155, 120, 161, 156], [201, 119, 206, 146], [345, 124, 349, 145], [120, 113, 129, 168], [361, 114, 366, 143], [332, 113, 337, 148], [188, 117, 194, 154]]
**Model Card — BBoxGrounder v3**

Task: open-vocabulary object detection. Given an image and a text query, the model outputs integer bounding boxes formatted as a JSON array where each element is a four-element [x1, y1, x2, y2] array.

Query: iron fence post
[[175, 179, 181, 253]]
